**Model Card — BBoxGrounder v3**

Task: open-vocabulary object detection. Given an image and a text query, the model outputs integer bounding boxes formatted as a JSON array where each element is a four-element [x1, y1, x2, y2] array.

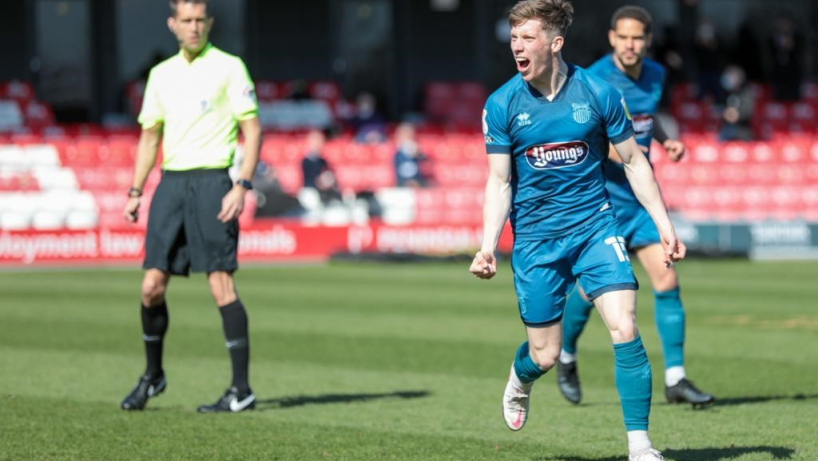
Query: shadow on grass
[[712, 393, 818, 407], [535, 445, 795, 461], [257, 390, 431, 410]]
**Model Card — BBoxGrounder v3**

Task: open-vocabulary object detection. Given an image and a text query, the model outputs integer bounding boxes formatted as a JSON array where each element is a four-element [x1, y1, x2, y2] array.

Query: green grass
[[1, 259, 816, 460]]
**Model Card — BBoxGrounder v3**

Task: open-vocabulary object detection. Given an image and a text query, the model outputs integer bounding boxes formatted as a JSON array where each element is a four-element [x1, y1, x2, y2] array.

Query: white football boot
[[629, 448, 665, 461], [502, 364, 533, 431]]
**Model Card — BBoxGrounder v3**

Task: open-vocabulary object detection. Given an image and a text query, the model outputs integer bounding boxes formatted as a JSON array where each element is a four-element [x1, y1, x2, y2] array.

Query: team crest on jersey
[[243, 85, 257, 104], [525, 140, 589, 170], [516, 112, 532, 127], [571, 103, 591, 124]]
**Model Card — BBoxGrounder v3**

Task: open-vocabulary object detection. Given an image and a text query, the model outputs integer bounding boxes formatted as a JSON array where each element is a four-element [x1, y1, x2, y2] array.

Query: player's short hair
[[611, 5, 652, 35], [508, 0, 574, 37], [169, 0, 209, 16]]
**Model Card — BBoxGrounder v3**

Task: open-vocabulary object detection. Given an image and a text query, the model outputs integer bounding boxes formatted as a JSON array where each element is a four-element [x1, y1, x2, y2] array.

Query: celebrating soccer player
[[470, 1, 684, 459], [557, 5, 714, 409], [120, 0, 261, 413]]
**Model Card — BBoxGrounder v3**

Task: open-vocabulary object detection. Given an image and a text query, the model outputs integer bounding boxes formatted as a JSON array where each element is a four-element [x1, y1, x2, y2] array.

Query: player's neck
[[531, 58, 568, 101], [181, 43, 208, 63], [613, 54, 643, 80]]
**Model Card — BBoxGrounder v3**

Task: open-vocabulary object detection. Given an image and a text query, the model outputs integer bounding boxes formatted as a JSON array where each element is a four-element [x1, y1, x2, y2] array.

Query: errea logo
[[516, 112, 532, 127]]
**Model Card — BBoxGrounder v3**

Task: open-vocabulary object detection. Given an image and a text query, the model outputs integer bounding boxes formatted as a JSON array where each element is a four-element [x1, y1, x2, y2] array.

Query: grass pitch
[[1, 258, 816, 460]]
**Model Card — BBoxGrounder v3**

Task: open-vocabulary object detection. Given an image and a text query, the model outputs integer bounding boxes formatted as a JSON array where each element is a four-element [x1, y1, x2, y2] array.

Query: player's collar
[[178, 42, 214, 63], [524, 63, 575, 103]]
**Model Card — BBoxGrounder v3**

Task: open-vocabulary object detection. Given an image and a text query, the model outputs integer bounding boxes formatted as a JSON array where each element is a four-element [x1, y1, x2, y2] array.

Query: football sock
[[559, 349, 577, 364], [654, 287, 685, 370], [613, 336, 652, 431], [560, 285, 594, 355], [627, 430, 652, 454], [665, 366, 686, 387], [513, 341, 545, 384], [219, 299, 250, 393], [141, 301, 168, 379]]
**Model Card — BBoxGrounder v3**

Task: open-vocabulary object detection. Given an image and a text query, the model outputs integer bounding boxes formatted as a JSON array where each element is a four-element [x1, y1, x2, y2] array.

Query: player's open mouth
[[516, 58, 530, 72]]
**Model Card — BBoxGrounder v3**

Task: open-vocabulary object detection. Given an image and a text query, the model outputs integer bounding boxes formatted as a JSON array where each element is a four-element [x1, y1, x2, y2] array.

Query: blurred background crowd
[[0, 0, 817, 238]]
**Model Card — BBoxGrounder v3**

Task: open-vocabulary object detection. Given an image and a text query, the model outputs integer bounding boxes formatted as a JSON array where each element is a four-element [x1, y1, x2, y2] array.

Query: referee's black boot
[[197, 386, 256, 413], [121, 372, 167, 410], [556, 360, 582, 405], [665, 378, 715, 408]]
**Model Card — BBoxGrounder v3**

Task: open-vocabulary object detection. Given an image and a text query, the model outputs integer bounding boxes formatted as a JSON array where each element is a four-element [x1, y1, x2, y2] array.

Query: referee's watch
[[235, 179, 253, 190]]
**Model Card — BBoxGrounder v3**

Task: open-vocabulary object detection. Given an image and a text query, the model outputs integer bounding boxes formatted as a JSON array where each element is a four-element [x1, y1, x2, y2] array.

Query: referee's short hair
[[169, 0, 209, 16], [611, 5, 652, 35]]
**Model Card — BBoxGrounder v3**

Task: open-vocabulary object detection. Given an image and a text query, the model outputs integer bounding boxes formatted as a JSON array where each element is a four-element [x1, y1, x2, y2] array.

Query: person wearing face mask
[[393, 123, 431, 188], [471, 1, 684, 459], [719, 65, 756, 141]]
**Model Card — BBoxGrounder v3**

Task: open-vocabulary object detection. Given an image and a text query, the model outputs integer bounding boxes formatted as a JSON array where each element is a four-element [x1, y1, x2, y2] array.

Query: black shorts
[[143, 168, 238, 276]]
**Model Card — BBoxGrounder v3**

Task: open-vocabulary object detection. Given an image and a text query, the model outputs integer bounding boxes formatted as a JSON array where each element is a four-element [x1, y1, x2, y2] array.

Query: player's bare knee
[[651, 269, 678, 292], [529, 346, 559, 371], [609, 322, 638, 343], [141, 278, 166, 306]]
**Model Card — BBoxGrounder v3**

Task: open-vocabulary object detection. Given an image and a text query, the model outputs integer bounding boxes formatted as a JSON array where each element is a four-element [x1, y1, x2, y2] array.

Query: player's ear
[[551, 35, 564, 53], [608, 29, 616, 48], [646, 32, 653, 48], [167, 17, 175, 34]]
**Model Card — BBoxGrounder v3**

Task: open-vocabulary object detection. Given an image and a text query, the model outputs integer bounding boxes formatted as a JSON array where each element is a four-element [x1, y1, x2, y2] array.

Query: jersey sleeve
[[597, 82, 634, 145], [137, 69, 164, 130], [483, 98, 511, 154], [227, 58, 259, 121]]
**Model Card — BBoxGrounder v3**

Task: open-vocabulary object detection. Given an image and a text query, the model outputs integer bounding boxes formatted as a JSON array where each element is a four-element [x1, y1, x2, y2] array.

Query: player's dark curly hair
[[169, 0, 209, 16], [611, 5, 652, 35], [508, 0, 574, 37]]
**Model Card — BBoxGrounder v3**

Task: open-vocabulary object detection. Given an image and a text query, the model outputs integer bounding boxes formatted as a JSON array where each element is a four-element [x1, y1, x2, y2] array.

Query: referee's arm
[[124, 124, 163, 222], [217, 117, 261, 222], [236, 117, 261, 186]]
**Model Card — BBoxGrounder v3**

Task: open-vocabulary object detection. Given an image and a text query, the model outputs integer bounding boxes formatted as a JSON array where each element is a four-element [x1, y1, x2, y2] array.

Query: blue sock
[[654, 287, 685, 369], [613, 336, 652, 431], [561, 285, 595, 355], [513, 342, 545, 384]]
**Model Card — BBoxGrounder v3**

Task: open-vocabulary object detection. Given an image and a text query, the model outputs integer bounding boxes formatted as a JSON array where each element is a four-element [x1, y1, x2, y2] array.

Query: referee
[[120, 0, 261, 413]]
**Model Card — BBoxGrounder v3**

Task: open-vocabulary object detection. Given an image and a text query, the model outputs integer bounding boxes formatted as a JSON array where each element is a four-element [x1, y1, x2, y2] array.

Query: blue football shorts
[[511, 214, 638, 327], [615, 205, 661, 250]]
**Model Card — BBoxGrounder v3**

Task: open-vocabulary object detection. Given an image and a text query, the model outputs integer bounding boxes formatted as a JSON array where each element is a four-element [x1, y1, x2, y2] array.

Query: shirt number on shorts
[[604, 236, 630, 262]]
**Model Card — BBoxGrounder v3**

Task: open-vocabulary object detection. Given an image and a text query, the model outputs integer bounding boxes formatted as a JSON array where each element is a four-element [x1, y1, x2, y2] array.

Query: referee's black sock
[[219, 299, 250, 393], [141, 302, 168, 379]]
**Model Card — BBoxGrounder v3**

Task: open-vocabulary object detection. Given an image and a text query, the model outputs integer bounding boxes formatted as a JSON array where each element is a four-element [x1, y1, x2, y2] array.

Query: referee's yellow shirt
[[138, 43, 258, 171]]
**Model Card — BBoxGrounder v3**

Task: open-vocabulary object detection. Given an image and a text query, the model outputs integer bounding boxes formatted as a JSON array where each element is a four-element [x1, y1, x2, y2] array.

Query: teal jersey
[[483, 65, 634, 240], [588, 55, 665, 208]]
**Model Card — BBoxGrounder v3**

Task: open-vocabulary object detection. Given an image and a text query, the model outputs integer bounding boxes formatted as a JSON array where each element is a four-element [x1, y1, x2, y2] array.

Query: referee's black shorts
[[143, 168, 238, 276]]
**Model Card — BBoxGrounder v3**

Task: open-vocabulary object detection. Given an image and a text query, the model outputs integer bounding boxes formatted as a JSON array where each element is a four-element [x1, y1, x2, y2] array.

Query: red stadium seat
[[254, 81, 281, 101]]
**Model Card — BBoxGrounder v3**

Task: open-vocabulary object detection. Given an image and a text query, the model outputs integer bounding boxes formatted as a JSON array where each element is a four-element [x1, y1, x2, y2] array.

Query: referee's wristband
[[127, 187, 143, 198]]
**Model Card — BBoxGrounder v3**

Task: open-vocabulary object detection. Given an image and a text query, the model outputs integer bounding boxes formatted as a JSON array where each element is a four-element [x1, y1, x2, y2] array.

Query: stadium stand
[[1, 78, 818, 231]]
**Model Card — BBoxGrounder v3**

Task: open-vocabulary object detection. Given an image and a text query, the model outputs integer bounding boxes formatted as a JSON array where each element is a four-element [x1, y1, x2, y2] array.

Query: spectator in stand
[[349, 92, 387, 143], [719, 65, 756, 142], [393, 123, 431, 187], [692, 19, 724, 103], [769, 16, 804, 101], [301, 129, 340, 203]]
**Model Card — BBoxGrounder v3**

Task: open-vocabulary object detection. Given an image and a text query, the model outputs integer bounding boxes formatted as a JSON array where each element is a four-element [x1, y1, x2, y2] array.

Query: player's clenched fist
[[470, 251, 497, 279]]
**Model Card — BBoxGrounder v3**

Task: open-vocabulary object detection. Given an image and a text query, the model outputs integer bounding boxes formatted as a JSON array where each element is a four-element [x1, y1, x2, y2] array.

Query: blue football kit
[[487, 65, 653, 433], [588, 54, 666, 248], [562, 56, 687, 383], [483, 65, 638, 327]]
